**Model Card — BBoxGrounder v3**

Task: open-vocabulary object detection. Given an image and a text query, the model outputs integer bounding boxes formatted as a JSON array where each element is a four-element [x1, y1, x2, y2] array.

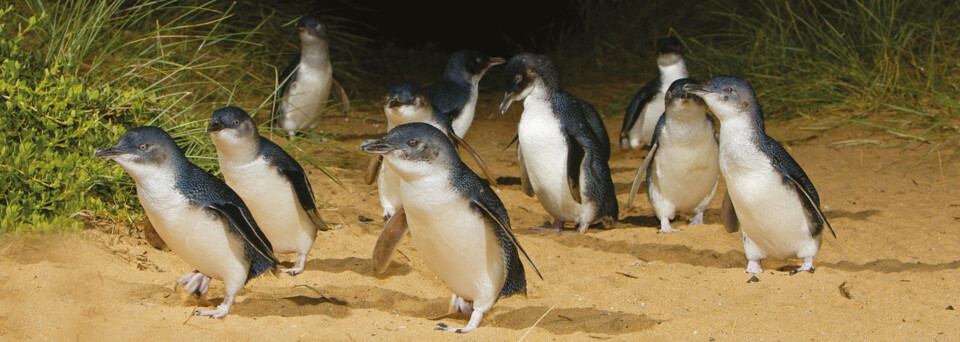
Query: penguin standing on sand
[[627, 78, 720, 233], [274, 15, 350, 136], [369, 81, 497, 219], [685, 76, 835, 274], [207, 107, 329, 276], [499, 53, 618, 234], [95, 127, 278, 318], [426, 50, 505, 138], [361, 123, 541, 333], [620, 37, 688, 149]]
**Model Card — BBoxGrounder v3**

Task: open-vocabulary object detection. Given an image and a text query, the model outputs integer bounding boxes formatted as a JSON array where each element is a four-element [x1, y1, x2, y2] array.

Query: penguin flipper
[[619, 78, 660, 149], [721, 190, 739, 233], [450, 133, 498, 188], [787, 177, 837, 238], [470, 199, 543, 281], [564, 132, 586, 205], [331, 78, 350, 114], [364, 156, 382, 185], [272, 58, 300, 126], [628, 142, 657, 207], [372, 206, 408, 273], [517, 146, 534, 197], [279, 166, 329, 231], [205, 202, 280, 266]]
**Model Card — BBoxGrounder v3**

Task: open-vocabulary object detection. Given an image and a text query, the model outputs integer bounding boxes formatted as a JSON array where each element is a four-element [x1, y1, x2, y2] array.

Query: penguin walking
[[274, 15, 350, 136], [368, 81, 496, 219], [94, 127, 278, 318], [499, 53, 618, 234], [207, 107, 329, 276], [619, 37, 688, 149], [361, 123, 542, 333], [426, 50, 505, 138], [628, 78, 719, 233], [685, 76, 835, 274]]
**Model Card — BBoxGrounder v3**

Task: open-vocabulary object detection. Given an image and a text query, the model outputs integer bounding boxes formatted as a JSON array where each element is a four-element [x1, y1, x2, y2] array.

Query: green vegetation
[[0, 1, 366, 233], [554, 0, 959, 151]]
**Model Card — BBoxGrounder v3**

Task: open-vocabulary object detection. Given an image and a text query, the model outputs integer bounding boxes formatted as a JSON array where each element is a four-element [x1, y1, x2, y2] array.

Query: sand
[[1, 88, 959, 341]]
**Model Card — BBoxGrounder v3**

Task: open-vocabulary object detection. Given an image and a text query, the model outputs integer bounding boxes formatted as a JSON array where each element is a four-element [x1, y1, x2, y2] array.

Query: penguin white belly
[[632, 93, 665, 146], [721, 144, 816, 259], [221, 157, 315, 255], [651, 135, 719, 213], [518, 99, 594, 223], [135, 177, 247, 282], [378, 163, 402, 218], [281, 63, 332, 132], [452, 86, 479, 137], [399, 176, 504, 310]]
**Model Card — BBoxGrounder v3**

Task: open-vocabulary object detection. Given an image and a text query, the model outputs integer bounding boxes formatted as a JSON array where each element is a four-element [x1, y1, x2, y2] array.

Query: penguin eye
[[475, 57, 483, 64], [514, 74, 522, 83], [723, 87, 733, 93], [407, 139, 418, 147], [138, 144, 148, 151], [233, 120, 240, 126]]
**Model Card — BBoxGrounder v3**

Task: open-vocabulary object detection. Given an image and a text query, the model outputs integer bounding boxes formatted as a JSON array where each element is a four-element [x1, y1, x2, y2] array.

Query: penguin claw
[[790, 267, 815, 276]]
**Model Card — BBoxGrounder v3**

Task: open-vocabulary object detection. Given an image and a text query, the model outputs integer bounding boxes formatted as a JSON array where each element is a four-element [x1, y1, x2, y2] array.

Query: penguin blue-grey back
[[499, 53, 618, 234], [619, 37, 688, 149], [208, 107, 328, 276], [425, 50, 505, 137], [361, 122, 540, 333], [685, 76, 835, 274], [95, 126, 278, 318]]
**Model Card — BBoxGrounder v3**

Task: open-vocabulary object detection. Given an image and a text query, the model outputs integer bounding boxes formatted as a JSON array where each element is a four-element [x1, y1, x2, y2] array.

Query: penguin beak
[[361, 139, 397, 155], [488, 57, 506, 67], [498, 92, 515, 115], [683, 83, 711, 96], [206, 121, 224, 134], [94, 146, 126, 159], [386, 95, 403, 109]]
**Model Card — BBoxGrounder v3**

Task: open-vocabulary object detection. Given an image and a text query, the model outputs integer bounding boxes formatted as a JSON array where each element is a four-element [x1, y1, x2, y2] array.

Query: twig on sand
[[518, 303, 558, 342], [183, 305, 198, 325]]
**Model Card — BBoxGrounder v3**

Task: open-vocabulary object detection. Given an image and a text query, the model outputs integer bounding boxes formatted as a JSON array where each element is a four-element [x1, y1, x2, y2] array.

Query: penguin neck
[[299, 40, 330, 68], [211, 135, 261, 165], [522, 79, 553, 104], [718, 114, 765, 145], [388, 158, 451, 186], [658, 59, 688, 84]]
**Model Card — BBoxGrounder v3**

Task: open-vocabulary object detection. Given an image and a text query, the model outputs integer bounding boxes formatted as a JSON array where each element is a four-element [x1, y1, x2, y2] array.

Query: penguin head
[[297, 16, 328, 42], [499, 53, 560, 114], [384, 81, 432, 124], [664, 78, 706, 115], [361, 123, 455, 180], [656, 37, 684, 67], [94, 126, 184, 180], [445, 50, 506, 82], [206, 107, 259, 155], [684, 76, 761, 122]]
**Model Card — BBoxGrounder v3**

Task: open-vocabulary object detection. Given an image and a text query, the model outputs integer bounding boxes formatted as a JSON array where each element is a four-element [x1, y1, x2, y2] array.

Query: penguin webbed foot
[[688, 212, 704, 226], [178, 271, 211, 296], [194, 294, 235, 319], [657, 217, 680, 234], [435, 310, 484, 333], [279, 253, 308, 276], [530, 220, 566, 234], [790, 258, 815, 275], [745, 260, 763, 274]]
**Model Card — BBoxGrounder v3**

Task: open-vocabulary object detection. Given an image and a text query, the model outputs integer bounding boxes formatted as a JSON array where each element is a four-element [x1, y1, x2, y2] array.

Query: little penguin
[[94, 126, 278, 318], [627, 78, 720, 233], [499, 53, 618, 234], [361, 122, 542, 333], [684, 76, 836, 274], [369, 81, 497, 219], [425, 50, 505, 138], [619, 37, 688, 149], [207, 107, 329, 276], [274, 15, 350, 136]]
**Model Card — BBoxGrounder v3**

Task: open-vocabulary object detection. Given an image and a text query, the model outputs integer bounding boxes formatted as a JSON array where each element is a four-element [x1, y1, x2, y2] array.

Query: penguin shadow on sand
[[228, 284, 654, 335], [302, 256, 414, 279]]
